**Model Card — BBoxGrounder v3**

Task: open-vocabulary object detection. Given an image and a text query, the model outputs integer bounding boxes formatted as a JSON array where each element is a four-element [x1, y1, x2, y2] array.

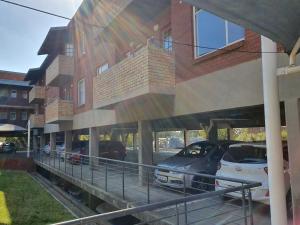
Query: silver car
[[155, 141, 230, 191]]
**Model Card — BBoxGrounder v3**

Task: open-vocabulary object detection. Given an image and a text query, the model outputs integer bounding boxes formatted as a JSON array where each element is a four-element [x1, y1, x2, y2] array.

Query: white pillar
[[27, 119, 31, 158], [261, 36, 287, 225], [285, 98, 300, 223]]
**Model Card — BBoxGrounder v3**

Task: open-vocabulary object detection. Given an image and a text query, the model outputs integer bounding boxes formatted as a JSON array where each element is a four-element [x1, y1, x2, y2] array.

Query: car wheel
[[192, 175, 215, 192], [286, 189, 293, 219]]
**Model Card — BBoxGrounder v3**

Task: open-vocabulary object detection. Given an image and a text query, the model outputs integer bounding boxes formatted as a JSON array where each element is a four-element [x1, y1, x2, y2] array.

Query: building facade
[[0, 70, 33, 136]]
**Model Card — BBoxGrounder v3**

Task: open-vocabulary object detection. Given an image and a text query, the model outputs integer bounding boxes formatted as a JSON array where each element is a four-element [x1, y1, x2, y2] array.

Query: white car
[[215, 142, 290, 204]]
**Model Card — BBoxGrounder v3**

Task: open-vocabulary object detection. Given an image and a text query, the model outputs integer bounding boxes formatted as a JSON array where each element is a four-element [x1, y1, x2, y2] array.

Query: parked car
[[68, 147, 89, 165], [98, 141, 127, 160], [154, 141, 234, 191], [1, 142, 16, 153], [215, 142, 291, 205], [56, 142, 65, 160]]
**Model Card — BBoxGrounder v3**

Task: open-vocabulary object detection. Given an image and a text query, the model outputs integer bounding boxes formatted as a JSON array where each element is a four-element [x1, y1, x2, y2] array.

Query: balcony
[[93, 41, 175, 109], [45, 98, 73, 124], [29, 86, 45, 104], [29, 114, 45, 128], [46, 55, 74, 86]]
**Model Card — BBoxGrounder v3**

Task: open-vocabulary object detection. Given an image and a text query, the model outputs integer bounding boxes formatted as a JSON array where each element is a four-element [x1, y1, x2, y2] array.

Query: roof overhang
[[38, 26, 69, 55], [24, 68, 43, 84], [0, 124, 26, 132], [182, 0, 300, 53]]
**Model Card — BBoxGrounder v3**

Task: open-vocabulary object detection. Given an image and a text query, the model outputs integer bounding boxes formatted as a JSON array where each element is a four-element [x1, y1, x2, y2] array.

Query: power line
[[0, 0, 282, 54], [0, 0, 72, 20]]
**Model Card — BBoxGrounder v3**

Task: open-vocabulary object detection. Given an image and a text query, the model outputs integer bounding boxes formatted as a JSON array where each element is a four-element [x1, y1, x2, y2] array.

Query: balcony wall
[[29, 86, 45, 104], [45, 98, 73, 124], [29, 114, 45, 128], [46, 55, 74, 86], [93, 42, 175, 109]]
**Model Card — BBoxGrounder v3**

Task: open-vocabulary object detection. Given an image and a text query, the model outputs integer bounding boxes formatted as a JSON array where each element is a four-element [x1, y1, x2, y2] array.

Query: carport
[[180, 1, 300, 224]]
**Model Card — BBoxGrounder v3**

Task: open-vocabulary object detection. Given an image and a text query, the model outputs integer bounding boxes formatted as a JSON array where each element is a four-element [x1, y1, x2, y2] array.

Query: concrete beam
[[285, 98, 300, 223]]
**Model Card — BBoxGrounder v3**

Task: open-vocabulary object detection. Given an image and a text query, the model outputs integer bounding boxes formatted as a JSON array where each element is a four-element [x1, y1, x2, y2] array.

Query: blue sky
[[0, 0, 83, 73]]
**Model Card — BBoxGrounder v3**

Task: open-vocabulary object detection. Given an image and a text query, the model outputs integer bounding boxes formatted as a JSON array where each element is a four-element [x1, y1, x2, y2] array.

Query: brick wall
[[29, 114, 45, 128], [93, 42, 175, 108], [0, 70, 25, 81], [45, 99, 73, 123], [29, 86, 45, 103]]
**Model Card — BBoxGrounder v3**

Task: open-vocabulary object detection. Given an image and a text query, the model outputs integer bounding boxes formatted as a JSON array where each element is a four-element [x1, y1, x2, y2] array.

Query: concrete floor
[[36, 154, 272, 225]]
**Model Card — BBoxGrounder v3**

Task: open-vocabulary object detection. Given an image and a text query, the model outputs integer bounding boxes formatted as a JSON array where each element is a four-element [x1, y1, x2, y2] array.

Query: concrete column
[[154, 132, 159, 152], [89, 127, 99, 167], [138, 120, 153, 185], [183, 129, 188, 147], [64, 130, 72, 153], [50, 133, 56, 152], [33, 135, 38, 151], [40, 134, 45, 149], [285, 98, 300, 223], [208, 126, 218, 143], [261, 36, 287, 225]]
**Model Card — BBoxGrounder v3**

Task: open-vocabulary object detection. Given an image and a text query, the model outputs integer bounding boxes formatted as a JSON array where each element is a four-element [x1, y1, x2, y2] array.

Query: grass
[[0, 170, 74, 225]]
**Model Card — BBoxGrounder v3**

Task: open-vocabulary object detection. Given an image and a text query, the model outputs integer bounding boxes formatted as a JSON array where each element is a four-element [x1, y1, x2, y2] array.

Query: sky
[[0, 0, 83, 73]]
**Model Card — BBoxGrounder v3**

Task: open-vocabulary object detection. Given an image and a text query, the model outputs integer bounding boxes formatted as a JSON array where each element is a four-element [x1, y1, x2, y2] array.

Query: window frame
[[22, 91, 28, 99], [162, 29, 173, 52], [77, 79, 86, 106], [21, 111, 28, 121], [10, 90, 17, 98], [193, 7, 245, 59], [0, 112, 8, 120], [10, 112, 17, 121], [97, 63, 109, 75], [65, 43, 74, 57]]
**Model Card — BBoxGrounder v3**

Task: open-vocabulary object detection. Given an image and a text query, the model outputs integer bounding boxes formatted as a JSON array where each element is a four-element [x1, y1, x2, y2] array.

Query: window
[[22, 91, 28, 99], [97, 63, 109, 75], [11, 90, 17, 98], [21, 112, 28, 121], [77, 79, 85, 106], [194, 8, 245, 57], [176, 143, 216, 158], [163, 30, 172, 52], [10, 112, 16, 120], [65, 43, 74, 56], [0, 112, 7, 120]]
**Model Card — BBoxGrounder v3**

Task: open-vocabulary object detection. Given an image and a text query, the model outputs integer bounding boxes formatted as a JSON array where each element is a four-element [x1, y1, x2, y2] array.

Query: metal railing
[[33, 150, 261, 225]]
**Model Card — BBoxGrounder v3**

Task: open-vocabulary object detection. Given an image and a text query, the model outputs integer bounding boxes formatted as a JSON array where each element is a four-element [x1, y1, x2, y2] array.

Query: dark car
[[98, 141, 126, 160], [1, 143, 16, 153], [154, 141, 236, 191]]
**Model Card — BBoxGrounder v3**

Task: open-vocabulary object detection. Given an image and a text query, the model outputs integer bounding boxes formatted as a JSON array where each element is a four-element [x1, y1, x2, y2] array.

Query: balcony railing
[[29, 114, 45, 128], [45, 98, 73, 124], [46, 55, 74, 86], [29, 86, 45, 104], [93, 41, 175, 109]]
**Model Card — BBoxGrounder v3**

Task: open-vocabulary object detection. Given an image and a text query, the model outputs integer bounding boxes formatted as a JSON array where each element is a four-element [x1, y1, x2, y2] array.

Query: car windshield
[[223, 145, 267, 163], [176, 143, 214, 158]]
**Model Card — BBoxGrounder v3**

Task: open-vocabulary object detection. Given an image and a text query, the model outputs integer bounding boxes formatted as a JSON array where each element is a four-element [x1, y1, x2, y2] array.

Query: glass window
[[10, 112, 16, 120], [22, 91, 28, 99], [194, 8, 245, 57], [97, 63, 109, 75], [65, 43, 74, 56], [21, 112, 27, 121], [176, 143, 215, 158], [0, 112, 7, 120], [77, 79, 85, 106], [11, 90, 17, 98], [163, 30, 172, 52], [223, 146, 267, 163]]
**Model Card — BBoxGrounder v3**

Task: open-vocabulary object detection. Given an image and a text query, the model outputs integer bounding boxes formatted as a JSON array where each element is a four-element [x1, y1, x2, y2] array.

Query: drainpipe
[[289, 37, 300, 66], [261, 36, 288, 225], [27, 119, 31, 158]]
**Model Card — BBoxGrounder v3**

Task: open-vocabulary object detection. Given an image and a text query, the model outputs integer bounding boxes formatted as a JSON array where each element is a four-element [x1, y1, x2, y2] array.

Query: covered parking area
[[176, 1, 300, 224]]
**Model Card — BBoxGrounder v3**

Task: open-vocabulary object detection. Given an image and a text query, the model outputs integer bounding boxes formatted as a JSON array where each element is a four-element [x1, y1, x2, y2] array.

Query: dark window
[[223, 146, 267, 163], [177, 143, 215, 158]]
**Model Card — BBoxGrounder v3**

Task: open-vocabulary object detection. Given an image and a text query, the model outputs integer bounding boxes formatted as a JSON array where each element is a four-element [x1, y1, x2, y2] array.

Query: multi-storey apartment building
[[0, 70, 33, 136], [26, 0, 300, 218]]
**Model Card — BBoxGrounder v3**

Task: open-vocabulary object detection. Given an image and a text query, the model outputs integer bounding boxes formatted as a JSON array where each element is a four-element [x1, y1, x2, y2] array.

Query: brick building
[[0, 70, 33, 136], [25, 0, 300, 218]]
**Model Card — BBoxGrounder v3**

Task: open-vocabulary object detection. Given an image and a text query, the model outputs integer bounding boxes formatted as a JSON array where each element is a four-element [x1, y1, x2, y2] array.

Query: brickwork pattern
[[46, 55, 74, 86], [29, 86, 45, 103], [93, 43, 175, 108], [45, 98, 73, 123], [29, 114, 45, 128]]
